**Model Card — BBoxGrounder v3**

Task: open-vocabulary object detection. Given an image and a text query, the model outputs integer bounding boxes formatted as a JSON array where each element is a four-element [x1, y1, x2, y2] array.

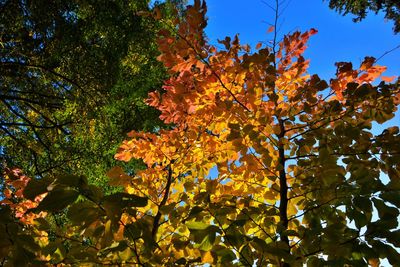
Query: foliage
[[326, 0, 400, 33], [0, 168, 48, 266], [0, 0, 183, 188], [1, 0, 400, 266], [0, 167, 149, 266]]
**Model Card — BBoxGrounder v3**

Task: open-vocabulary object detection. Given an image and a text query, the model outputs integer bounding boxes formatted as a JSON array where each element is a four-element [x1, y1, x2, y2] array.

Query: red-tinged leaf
[[309, 28, 318, 35], [0, 199, 13, 205], [358, 65, 387, 83], [369, 258, 380, 267], [218, 36, 231, 50], [256, 42, 262, 49], [382, 75, 397, 82], [360, 56, 375, 70], [146, 91, 161, 107], [267, 26, 275, 33], [153, 7, 162, 20]]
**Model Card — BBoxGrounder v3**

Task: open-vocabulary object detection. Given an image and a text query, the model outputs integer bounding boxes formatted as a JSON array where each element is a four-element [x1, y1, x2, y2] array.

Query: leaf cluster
[[327, 0, 400, 33], [0, 1, 399, 266]]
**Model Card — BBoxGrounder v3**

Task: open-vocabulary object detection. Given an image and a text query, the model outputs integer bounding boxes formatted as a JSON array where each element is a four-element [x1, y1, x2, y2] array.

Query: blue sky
[[205, 0, 399, 79], [204, 0, 400, 129]]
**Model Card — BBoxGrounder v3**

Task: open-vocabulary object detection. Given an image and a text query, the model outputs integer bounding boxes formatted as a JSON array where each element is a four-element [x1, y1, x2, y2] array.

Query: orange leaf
[[267, 26, 275, 33], [106, 166, 133, 187], [201, 251, 214, 263], [153, 7, 162, 20], [309, 28, 318, 35], [360, 56, 375, 71], [146, 91, 161, 107], [368, 258, 380, 267], [381, 75, 397, 83], [115, 151, 132, 162]]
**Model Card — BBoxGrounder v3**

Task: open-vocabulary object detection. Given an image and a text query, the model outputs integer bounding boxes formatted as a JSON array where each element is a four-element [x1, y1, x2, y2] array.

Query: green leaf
[[67, 201, 101, 227], [175, 258, 187, 265], [24, 177, 53, 200], [16, 234, 41, 253], [215, 247, 236, 263], [224, 233, 243, 248], [0, 206, 15, 223], [372, 198, 399, 221], [13, 246, 34, 266], [307, 256, 325, 267], [103, 192, 148, 208], [118, 247, 133, 261], [36, 188, 79, 212], [386, 229, 400, 247], [188, 206, 204, 218], [43, 241, 66, 264], [193, 231, 216, 251], [380, 192, 400, 206], [68, 245, 97, 261], [251, 237, 268, 252], [34, 217, 51, 231], [240, 244, 254, 265], [353, 196, 372, 212], [124, 223, 143, 240], [160, 202, 176, 214], [56, 174, 87, 188], [80, 184, 104, 203], [353, 210, 368, 229], [53, 247, 66, 263], [100, 240, 128, 256], [186, 221, 210, 230], [373, 241, 400, 265]]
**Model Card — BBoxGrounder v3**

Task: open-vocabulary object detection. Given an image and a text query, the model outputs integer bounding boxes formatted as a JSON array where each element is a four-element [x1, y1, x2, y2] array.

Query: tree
[[0, 0, 181, 188], [1, 0, 400, 266], [326, 0, 400, 33]]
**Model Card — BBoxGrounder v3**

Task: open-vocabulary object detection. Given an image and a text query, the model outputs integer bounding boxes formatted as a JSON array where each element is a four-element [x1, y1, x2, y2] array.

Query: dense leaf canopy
[[0, 0, 179, 187], [0, 0, 399, 266]]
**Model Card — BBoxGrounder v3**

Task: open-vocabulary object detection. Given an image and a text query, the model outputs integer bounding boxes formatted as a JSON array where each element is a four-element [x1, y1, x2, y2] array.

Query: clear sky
[[205, 0, 399, 79], [203, 0, 400, 129]]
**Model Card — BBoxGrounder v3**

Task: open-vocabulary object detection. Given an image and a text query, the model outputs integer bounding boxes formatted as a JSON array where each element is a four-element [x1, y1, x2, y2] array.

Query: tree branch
[[1, 61, 82, 90], [152, 164, 173, 240]]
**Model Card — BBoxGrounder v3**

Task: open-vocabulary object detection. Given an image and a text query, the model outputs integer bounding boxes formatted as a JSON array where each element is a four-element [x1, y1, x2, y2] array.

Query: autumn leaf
[[381, 75, 397, 82], [267, 25, 275, 33], [4, 1, 400, 266]]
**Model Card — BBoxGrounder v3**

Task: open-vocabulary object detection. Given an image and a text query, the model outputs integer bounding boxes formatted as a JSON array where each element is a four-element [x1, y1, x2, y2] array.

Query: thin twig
[[375, 43, 400, 63]]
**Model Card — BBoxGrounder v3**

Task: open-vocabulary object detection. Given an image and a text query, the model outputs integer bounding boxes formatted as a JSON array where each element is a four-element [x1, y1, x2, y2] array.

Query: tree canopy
[[326, 0, 400, 33], [0, 0, 182, 188], [0, 0, 399, 266]]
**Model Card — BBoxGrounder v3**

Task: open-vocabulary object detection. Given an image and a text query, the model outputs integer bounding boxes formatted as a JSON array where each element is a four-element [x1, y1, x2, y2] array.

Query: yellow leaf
[[201, 251, 214, 264]]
